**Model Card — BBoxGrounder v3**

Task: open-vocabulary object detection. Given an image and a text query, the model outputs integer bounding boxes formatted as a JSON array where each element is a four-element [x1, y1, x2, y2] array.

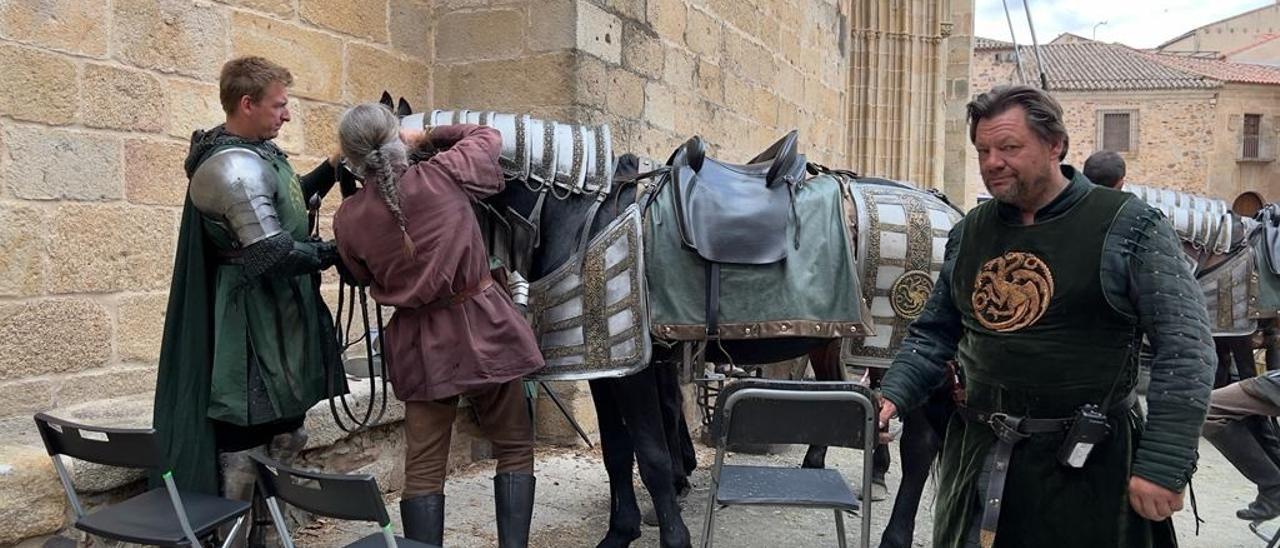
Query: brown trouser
[[1206, 377, 1280, 425], [403, 379, 534, 497]]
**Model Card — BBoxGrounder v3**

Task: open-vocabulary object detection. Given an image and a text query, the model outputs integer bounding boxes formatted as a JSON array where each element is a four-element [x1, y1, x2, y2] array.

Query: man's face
[[241, 82, 291, 140], [974, 106, 1063, 207]]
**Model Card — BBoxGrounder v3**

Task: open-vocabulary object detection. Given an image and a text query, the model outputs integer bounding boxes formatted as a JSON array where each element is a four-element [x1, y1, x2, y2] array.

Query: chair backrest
[[251, 454, 391, 526], [34, 412, 164, 469], [712, 380, 876, 449]]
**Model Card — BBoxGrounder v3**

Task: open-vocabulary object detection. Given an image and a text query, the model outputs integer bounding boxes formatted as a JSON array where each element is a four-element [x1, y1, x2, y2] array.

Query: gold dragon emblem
[[971, 251, 1054, 332], [890, 271, 934, 320]]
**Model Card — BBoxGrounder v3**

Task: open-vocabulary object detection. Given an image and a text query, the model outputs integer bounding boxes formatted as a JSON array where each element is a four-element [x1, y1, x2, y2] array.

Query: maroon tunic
[[334, 125, 544, 401]]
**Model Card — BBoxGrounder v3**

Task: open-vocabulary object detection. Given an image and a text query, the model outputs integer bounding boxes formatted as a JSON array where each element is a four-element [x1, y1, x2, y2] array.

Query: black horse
[[375, 95, 956, 547], [492, 149, 855, 547]]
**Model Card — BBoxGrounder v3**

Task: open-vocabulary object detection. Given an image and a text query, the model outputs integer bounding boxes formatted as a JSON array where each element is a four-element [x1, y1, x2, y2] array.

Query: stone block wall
[[1056, 90, 1218, 196], [0, 0, 432, 433], [967, 48, 1280, 203], [1210, 84, 1280, 202], [582, 0, 852, 165], [427, 0, 853, 166]]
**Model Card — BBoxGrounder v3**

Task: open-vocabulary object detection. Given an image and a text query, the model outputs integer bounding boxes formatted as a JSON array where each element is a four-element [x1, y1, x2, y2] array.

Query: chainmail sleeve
[[1118, 200, 1216, 492], [242, 233, 339, 279]]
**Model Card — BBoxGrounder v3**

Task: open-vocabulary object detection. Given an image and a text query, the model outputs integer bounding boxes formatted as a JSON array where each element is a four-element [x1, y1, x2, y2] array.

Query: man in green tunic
[[152, 56, 343, 544], [877, 85, 1215, 547]]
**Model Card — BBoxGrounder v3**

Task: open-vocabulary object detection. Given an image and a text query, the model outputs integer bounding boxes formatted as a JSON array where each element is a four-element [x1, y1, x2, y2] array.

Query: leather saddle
[[668, 130, 806, 265], [660, 131, 808, 338]]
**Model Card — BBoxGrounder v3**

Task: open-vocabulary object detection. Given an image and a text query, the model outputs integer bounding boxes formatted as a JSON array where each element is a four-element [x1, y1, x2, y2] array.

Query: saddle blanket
[[644, 172, 867, 341]]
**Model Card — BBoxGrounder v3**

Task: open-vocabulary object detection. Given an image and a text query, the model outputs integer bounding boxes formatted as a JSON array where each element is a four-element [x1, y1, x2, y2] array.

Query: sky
[[975, 0, 1276, 49]]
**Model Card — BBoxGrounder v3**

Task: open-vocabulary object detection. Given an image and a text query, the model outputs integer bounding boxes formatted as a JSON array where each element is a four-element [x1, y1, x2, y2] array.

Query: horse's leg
[[877, 404, 943, 548], [642, 360, 696, 526], [655, 359, 696, 491], [1230, 334, 1258, 380], [1265, 319, 1280, 371], [801, 340, 841, 469], [1214, 337, 1233, 388], [612, 365, 691, 548], [589, 378, 643, 548]]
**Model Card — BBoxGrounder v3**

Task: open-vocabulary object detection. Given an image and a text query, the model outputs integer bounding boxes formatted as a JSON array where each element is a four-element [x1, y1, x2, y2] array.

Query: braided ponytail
[[339, 103, 416, 259], [366, 144, 415, 259]]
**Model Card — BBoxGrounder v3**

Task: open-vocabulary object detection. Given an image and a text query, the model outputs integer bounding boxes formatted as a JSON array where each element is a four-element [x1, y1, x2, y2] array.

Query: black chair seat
[[345, 532, 441, 548], [75, 488, 250, 546], [716, 465, 860, 512]]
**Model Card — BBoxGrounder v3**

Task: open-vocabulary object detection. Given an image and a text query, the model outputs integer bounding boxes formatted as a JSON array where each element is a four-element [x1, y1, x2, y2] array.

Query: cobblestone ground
[[304, 436, 1263, 547]]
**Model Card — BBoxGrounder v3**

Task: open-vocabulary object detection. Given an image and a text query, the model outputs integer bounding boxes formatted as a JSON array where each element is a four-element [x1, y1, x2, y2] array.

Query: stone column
[[848, 0, 962, 193]]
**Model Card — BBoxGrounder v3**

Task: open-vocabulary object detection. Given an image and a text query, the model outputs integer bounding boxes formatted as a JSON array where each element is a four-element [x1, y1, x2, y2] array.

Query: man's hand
[[878, 398, 898, 444], [1128, 476, 1183, 521], [399, 126, 434, 149]]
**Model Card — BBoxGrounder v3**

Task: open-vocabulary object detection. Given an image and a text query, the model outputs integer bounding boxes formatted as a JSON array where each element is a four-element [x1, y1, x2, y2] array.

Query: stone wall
[[0, 0, 431, 433], [848, 0, 973, 195], [967, 47, 1280, 203], [1055, 90, 1219, 196], [1158, 3, 1280, 54], [1210, 83, 1280, 202], [576, 0, 851, 166]]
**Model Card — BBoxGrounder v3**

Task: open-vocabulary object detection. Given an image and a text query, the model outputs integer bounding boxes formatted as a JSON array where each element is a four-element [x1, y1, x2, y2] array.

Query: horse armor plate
[[841, 181, 963, 369], [525, 204, 652, 381]]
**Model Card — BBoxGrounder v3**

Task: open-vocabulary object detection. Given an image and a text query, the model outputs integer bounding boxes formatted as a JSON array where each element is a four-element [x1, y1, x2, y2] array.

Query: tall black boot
[[401, 494, 445, 545], [1206, 419, 1280, 520], [494, 473, 536, 548]]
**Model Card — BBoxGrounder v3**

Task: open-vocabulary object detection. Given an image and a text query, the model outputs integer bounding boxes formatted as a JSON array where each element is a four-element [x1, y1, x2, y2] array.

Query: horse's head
[[378, 91, 414, 119], [335, 91, 418, 199]]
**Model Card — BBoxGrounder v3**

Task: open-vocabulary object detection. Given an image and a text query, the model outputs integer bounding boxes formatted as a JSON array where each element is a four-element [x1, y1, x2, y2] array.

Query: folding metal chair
[[251, 453, 439, 548], [700, 379, 877, 548], [33, 412, 249, 547]]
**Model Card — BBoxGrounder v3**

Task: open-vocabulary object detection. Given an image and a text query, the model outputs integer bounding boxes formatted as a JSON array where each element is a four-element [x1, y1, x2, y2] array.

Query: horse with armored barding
[[339, 94, 963, 547]]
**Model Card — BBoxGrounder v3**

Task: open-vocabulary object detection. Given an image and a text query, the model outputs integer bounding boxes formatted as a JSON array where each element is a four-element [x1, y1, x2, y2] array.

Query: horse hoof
[[596, 528, 642, 548]]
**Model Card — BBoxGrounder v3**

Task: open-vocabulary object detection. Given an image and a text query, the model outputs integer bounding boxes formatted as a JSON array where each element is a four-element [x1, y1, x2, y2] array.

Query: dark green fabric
[[153, 135, 341, 494], [151, 196, 219, 494], [201, 147, 333, 426], [880, 170, 1214, 494], [644, 173, 863, 336], [1254, 233, 1280, 314], [936, 405, 1172, 547], [952, 186, 1138, 412], [933, 186, 1172, 547]]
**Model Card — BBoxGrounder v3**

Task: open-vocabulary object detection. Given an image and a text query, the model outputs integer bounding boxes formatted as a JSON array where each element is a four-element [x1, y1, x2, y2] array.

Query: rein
[[313, 164, 391, 434]]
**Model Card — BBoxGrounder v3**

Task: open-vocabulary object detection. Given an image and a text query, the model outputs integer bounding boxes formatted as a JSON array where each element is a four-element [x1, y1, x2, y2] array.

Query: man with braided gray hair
[[152, 56, 346, 547], [333, 103, 544, 547]]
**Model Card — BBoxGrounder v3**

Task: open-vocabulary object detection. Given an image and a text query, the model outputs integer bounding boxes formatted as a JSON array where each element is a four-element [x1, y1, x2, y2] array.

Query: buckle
[[987, 412, 1029, 443]]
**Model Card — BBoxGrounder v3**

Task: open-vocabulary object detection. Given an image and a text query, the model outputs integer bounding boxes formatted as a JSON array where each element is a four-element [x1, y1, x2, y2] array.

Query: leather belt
[[960, 394, 1136, 548], [423, 277, 494, 310]]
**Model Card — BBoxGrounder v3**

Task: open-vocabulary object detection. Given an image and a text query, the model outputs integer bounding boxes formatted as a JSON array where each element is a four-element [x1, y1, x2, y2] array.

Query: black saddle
[[668, 130, 806, 265], [660, 131, 807, 338]]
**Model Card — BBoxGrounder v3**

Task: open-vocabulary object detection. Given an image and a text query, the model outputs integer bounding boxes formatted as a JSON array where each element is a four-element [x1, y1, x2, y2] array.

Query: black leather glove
[[335, 258, 369, 288], [314, 239, 340, 270]]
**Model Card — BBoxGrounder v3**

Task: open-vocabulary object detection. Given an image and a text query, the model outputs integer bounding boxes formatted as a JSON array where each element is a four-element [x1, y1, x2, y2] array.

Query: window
[[1097, 110, 1137, 153], [1243, 113, 1262, 159]]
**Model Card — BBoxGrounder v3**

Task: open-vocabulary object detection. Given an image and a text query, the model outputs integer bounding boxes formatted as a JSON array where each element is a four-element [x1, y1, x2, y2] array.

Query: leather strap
[[706, 262, 721, 338], [424, 277, 495, 311], [959, 394, 1137, 548]]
